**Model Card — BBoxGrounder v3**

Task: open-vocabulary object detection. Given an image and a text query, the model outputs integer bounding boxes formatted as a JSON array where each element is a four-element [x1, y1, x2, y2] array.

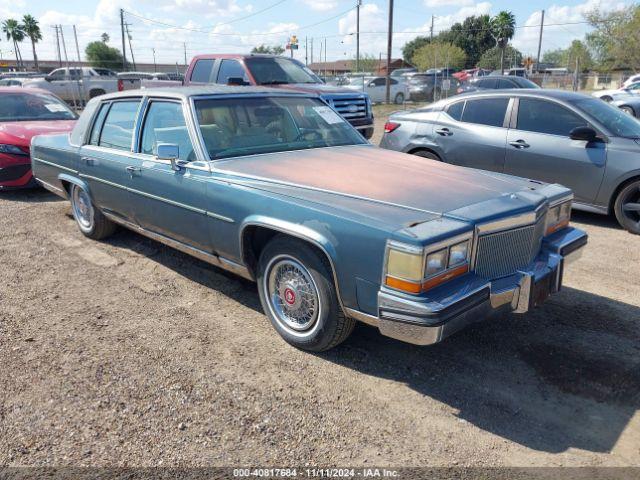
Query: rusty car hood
[[214, 145, 545, 221]]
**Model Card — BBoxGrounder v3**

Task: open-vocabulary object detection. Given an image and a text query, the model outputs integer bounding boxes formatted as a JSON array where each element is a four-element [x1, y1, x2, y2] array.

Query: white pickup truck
[[23, 67, 118, 104]]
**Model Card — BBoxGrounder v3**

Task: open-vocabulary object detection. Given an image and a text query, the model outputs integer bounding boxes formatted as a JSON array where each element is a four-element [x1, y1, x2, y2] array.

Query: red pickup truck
[[184, 54, 374, 139]]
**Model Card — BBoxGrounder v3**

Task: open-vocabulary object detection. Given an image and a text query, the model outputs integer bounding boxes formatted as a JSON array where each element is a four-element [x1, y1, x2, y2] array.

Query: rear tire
[[412, 149, 441, 161], [601, 95, 613, 103], [620, 105, 636, 117], [70, 184, 117, 240], [614, 180, 640, 235], [89, 89, 106, 99], [256, 235, 355, 351], [394, 92, 405, 104]]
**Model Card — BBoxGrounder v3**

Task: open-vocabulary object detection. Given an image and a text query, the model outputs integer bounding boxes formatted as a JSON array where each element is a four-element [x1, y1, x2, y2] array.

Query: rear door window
[[89, 103, 111, 146], [190, 59, 214, 83], [97, 100, 141, 150], [216, 59, 248, 84], [461, 98, 509, 127], [516, 98, 588, 136]]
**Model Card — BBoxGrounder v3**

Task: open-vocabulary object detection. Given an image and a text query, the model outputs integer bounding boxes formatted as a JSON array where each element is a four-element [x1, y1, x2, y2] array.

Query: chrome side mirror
[[156, 143, 182, 170]]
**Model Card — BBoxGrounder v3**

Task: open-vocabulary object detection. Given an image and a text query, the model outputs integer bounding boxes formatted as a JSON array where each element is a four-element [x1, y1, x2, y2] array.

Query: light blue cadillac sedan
[[31, 86, 587, 351]]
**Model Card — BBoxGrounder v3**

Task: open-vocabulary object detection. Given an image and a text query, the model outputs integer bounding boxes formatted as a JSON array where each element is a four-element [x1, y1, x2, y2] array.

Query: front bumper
[[370, 227, 587, 345], [0, 162, 35, 189]]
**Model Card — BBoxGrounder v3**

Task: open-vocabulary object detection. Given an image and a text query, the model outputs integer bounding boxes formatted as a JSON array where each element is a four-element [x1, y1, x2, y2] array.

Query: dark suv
[[184, 54, 374, 139]]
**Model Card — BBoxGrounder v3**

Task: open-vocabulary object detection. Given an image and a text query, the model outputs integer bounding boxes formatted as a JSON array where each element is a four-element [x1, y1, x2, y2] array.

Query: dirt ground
[[1, 112, 639, 467]]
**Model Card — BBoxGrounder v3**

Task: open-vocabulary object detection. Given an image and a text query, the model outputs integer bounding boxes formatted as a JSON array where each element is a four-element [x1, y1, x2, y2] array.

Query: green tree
[[2, 19, 25, 68], [564, 40, 593, 72], [353, 53, 378, 73], [542, 48, 565, 66], [101, 32, 110, 43], [478, 45, 522, 70], [402, 36, 429, 66], [22, 15, 41, 71], [251, 44, 285, 55], [490, 11, 516, 74], [447, 15, 494, 68], [412, 42, 467, 71], [586, 5, 640, 71], [85, 40, 124, 70]]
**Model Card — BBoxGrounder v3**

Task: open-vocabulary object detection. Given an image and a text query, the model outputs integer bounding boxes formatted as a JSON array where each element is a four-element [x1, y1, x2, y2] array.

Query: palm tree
[[490, 11, 516, 74], [22, 15, 42, 71], [2, 19, 26, 68]]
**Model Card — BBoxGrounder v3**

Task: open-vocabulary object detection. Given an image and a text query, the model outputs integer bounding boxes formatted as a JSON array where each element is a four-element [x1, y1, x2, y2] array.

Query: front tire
[[412, 149, 441, 161], [394, 92, 405, 104], [620, 105, 636, 117], [257, 236, 355, 351], [70, 184, 117, 240], [601, 95, 613, 103], [614, 180, 640, 235]]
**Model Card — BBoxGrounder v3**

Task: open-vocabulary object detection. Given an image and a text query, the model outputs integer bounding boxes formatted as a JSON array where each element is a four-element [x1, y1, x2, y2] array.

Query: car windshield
[[194, 96, 367, 160], [348, 77, 365, 86], [570, 97, 640, 138], [244, 57, 322, 85], [0, 93, 77, 122]]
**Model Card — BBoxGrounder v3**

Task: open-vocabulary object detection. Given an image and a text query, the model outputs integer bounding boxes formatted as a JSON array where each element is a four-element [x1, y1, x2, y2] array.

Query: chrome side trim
[[32, 157, 78, 174], [79, 173, 233, 222], [102, 212, 253, 280], [35, 178, 66, 197], [573, 201, 608, 215], [344, 307, 379, 327]]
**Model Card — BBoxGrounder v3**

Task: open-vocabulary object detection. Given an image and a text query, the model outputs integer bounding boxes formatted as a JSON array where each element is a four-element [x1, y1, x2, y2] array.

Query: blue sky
[[1, 0, 630, 66]]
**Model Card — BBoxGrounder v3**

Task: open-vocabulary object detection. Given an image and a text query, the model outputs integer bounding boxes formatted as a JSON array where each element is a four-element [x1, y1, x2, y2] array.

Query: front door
[[434, 96, 510, 172], [503, 97, 607, 204], [46, 69, 71, 101], [126, 99, 212, 252], [79, 99, 142, 221]]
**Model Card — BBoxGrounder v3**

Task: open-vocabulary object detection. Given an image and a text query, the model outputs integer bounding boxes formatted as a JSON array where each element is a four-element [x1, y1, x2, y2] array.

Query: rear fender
[[57, 173, 91, 200]]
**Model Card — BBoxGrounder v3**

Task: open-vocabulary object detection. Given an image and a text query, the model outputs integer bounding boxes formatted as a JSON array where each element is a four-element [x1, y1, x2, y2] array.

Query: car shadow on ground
[[571, 209, 622, 230], [95, 221, 639, 455], [321, 286, 640, 455], [0, 188, 64, 203], [104, 228, 263, 313]]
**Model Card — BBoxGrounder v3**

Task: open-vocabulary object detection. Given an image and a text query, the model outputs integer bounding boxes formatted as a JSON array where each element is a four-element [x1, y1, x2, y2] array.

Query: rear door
[[126, 99, 212, 251], [503, 97, 607, 204], [79, 99, 141, 221], [433, 96, 510, 172]]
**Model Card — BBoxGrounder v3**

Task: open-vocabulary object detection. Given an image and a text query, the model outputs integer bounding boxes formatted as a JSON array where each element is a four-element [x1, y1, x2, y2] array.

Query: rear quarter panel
[[31, 133, 79, 190]]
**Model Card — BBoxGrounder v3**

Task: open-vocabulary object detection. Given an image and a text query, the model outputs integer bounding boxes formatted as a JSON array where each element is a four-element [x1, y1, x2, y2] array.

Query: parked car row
[[25, 85, 587, 352]]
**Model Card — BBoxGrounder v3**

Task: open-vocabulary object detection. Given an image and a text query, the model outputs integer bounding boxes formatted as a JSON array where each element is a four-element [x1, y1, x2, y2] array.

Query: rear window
[[96, 101, 141, 150], [446, 101, 464, 121], [190, 59, 214, 83], [461, 98, 509, 127]]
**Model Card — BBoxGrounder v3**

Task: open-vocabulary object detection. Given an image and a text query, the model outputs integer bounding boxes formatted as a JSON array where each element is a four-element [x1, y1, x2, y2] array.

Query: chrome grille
[[474, 216, 546, 279], [326, 96, 368, 120]]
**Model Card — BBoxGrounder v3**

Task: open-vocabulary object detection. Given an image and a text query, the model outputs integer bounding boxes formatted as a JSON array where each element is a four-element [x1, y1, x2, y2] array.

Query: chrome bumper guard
[[371, 227, 587, 346]]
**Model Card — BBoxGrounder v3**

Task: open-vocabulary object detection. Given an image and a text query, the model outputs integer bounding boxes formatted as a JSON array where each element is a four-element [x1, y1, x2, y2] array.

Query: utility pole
[[385, 0, 394, 103], [125, 23, 136, 70], [59, 26, 79, 109], [535, 9, 545, 73], [305, 36, 308, 65], [430, 15, 434, 42], [53, 26, 62, 67], [72, 25, 85, 102], [310, 37, 314, 64], [120, 9, 127, 71], [152, 48, 157, 72], [356, 0, 361, 73], [183, 42, 187, 66]]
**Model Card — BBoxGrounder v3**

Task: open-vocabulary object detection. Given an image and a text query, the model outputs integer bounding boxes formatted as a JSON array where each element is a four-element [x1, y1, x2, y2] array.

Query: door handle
[[126, 166, 141, 176], [80, 156, 95, 166], [435, 127, 452, 136], [509, 139, 530, 149]]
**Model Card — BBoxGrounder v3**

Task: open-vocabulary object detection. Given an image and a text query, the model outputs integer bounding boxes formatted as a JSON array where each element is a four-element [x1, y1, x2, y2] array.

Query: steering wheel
[[294, 129, 322, 142]]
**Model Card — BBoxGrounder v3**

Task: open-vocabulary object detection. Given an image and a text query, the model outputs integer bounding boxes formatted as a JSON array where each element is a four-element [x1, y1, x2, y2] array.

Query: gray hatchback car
[[380, 90, 640, 234]]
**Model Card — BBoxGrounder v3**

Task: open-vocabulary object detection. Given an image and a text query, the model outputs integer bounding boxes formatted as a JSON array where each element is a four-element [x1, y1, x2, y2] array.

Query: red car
[[0, 87, 76, 190]]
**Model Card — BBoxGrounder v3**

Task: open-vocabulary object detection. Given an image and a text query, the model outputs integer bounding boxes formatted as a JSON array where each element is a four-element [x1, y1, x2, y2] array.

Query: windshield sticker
[[313, 106, 343, 124], [44, 103, 68, 113]]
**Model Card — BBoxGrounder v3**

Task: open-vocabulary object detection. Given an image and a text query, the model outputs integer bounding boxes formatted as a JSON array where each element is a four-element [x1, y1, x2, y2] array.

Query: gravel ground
[[1, 113, 639, 467]]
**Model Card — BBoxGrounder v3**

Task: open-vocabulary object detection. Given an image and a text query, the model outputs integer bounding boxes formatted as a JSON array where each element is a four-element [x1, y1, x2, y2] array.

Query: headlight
[[448, 240, 470, 267], [425, 249, 447, 276], [384, 235, 472, 295], [545, 199, 572, 235], [0, 144, 27, 156]]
